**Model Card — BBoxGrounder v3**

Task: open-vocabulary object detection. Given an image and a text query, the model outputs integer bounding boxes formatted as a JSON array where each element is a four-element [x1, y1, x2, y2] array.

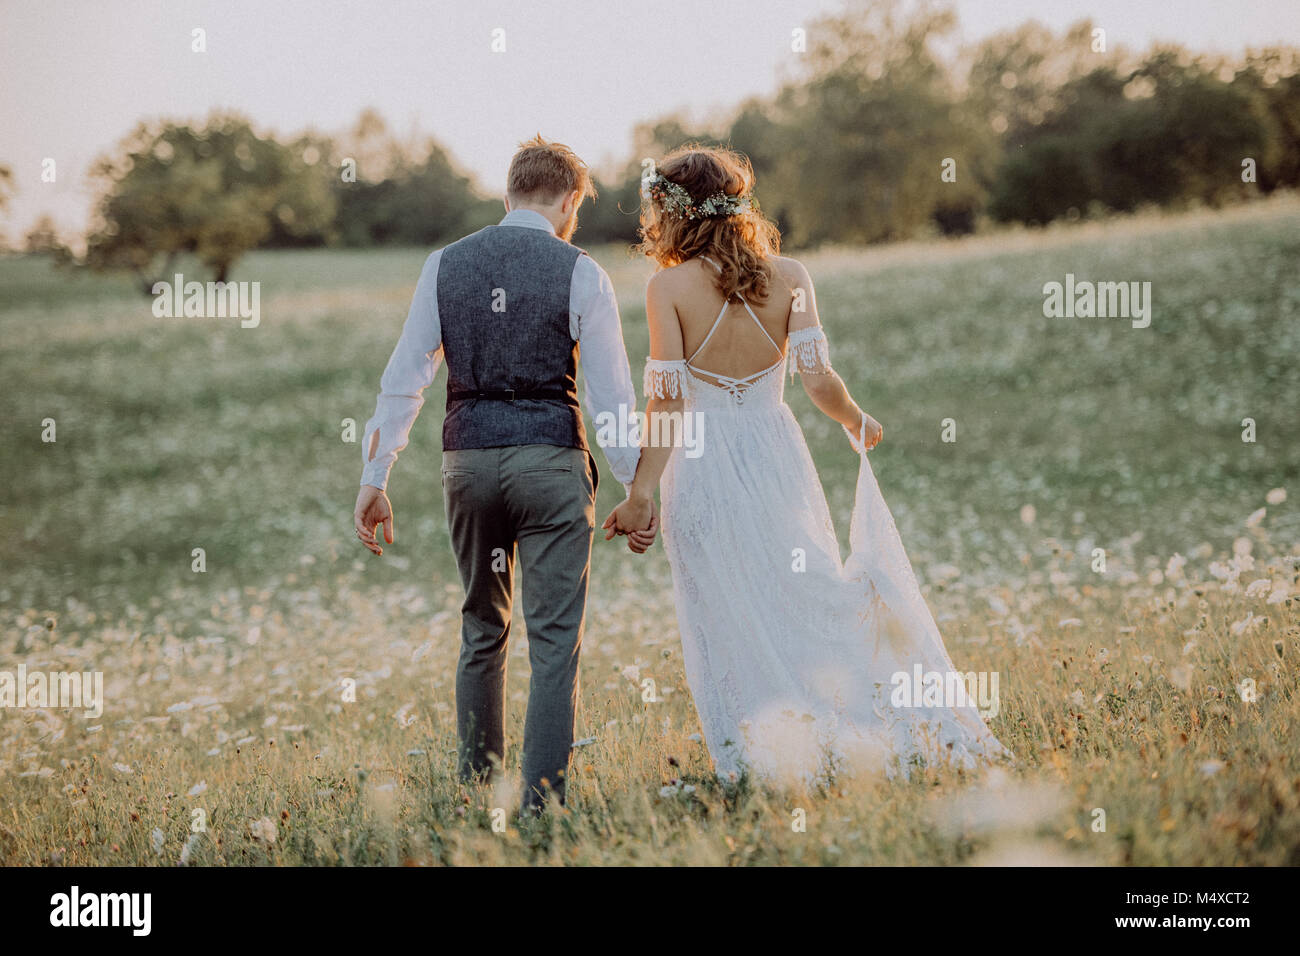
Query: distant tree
[[989, 49, 1274, 223], [23, 214, 71, 261], [330, 111, 497, 247], [962, 20, 1115, 219], [631, 117, 727, 162], [259, 133, 338, 248], [572, 174, 641, 247], [338, 108, 410, 185], [0, 164, 13, 215], [964, 20, 1118, 141], [987, 66, 1126, 223], [762, 0, 977, 244], [385, 142, 499, 244], [1234, 48, 1300, 191], [0, 163, 13, 253], [727, 101, 782, 178], [82, 113, 336, 291]]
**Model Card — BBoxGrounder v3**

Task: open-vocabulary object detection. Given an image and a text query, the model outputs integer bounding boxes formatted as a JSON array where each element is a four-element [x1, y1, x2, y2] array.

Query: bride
[[604, 146, 1009, 783]]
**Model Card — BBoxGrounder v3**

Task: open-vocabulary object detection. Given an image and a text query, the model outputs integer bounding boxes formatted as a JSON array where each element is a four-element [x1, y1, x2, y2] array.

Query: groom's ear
[[503, 194, 513, 213], [561, 189, 580, 216]]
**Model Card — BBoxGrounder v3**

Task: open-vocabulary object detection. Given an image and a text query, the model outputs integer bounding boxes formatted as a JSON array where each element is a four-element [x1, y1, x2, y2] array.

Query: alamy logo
[[0, 665, 103, 719], [1042, 273, 1151, 328], [151, 273, 261, 328], [594, 404, 705, 458], [890, 664, 999, 718], [49, 886, 151, 936]]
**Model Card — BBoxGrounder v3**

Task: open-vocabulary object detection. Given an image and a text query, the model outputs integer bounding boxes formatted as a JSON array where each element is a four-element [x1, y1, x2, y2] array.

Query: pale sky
[[1, 0, 1296, 238]]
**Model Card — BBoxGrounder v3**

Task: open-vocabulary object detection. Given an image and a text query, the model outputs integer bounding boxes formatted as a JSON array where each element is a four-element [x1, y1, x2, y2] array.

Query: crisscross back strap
[[688, 256, 783, 366]]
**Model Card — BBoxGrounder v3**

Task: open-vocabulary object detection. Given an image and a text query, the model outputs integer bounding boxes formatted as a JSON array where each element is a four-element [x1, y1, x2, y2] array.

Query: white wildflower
[[1244, 578, 1271, 598], [248, 817, 277, 844], [1230, 613, 1259, 636], [179, 833, 202, 866]]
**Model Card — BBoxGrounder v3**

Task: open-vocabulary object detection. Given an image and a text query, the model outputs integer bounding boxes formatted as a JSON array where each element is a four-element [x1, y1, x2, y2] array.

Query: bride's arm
[[782, 258, 882, 449], [604, 272, 683, 538], [802, 362, 871, 437]]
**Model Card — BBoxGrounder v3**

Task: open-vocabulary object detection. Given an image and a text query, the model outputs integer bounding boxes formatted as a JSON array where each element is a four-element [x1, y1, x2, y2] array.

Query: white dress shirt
[[360, 208, 641, 492]]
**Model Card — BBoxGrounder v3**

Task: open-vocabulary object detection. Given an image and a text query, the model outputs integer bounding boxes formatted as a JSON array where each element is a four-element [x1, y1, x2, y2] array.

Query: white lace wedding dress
[[644, 280, 1009, 783]]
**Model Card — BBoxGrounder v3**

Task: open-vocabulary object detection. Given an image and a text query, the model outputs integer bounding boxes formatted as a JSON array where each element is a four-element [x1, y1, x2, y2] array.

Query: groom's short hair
[[507, 135, 596, 205]]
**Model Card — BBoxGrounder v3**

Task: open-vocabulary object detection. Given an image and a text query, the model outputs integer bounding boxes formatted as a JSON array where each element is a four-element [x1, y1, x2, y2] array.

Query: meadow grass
[[0, 197, 1297, 865]]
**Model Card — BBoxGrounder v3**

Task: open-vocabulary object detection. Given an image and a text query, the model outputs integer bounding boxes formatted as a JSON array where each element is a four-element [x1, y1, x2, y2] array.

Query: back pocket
[[520, 447, 575, 475]]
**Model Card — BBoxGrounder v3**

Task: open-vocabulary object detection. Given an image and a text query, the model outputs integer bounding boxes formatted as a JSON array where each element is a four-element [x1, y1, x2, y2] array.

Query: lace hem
[[787, 326, 832, 378], [644, 358, 688, 399]]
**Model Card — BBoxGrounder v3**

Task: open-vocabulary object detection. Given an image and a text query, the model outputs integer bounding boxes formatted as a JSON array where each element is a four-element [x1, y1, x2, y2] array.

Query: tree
[[762, 0, 976, 244], [726, 100, 795, 233], [330, 110, 498, 246], [988, 49, 1274, 223], [24, 214, 67, 257], [83, 112, 336, 290], [0, 164, 13, 253], [1233, 48, 1300, 191], [0, 164, 13, 215]]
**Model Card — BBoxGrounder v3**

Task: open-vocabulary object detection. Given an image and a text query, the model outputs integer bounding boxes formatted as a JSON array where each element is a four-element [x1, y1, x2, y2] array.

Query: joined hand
[[602, 496, 659, 553]]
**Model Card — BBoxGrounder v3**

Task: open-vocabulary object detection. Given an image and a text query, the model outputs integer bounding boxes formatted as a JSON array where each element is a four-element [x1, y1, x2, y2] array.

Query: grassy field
[[0, 197, 1297, 865]]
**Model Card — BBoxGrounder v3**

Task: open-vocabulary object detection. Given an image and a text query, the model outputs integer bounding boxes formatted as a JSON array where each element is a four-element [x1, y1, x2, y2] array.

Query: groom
[[353, 136, 655, 812]]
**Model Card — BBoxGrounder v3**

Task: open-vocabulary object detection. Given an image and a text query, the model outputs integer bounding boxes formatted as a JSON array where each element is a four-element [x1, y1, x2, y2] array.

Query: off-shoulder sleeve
[[644, 358, 689, 399], [787, 326, 833, 377]]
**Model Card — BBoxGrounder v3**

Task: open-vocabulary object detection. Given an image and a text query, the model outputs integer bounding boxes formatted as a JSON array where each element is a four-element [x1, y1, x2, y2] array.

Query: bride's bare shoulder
[[768, 254, 812, 287], [647, 259, 714, 297], [651, 258, 713, 281]]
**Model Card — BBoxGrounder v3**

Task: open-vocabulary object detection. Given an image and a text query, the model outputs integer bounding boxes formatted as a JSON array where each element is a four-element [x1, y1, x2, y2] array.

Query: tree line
[[4, 1, 1297, 287]]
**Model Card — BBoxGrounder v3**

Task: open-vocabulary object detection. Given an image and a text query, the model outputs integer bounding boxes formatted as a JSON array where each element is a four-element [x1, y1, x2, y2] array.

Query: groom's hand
[[354, 484, 395, 556]]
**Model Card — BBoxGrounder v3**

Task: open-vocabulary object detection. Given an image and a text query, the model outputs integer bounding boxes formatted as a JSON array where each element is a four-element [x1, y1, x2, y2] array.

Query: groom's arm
[[359, 250, 445, 491], [571, 255, 640, 493]]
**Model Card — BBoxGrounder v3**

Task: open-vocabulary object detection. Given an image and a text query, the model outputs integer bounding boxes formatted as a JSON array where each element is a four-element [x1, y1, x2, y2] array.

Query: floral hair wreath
[[640, 159, 755, 220]]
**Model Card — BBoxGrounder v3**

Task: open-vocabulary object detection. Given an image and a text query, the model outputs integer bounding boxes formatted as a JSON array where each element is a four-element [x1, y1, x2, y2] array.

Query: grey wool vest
[[437, 224, 588, 453]]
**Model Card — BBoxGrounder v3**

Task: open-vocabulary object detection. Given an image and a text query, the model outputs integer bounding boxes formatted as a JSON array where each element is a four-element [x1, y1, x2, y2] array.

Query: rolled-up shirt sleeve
[[360, 250, 444, 491], [571, 255, 641, 490]]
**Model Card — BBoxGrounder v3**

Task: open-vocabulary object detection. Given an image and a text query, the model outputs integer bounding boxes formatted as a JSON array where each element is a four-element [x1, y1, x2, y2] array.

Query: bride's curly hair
[[637, 145, 781, 303]]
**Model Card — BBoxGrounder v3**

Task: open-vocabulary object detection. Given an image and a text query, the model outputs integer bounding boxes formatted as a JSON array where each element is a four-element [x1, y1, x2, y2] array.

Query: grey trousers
[[441, 443, 597, 810]]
